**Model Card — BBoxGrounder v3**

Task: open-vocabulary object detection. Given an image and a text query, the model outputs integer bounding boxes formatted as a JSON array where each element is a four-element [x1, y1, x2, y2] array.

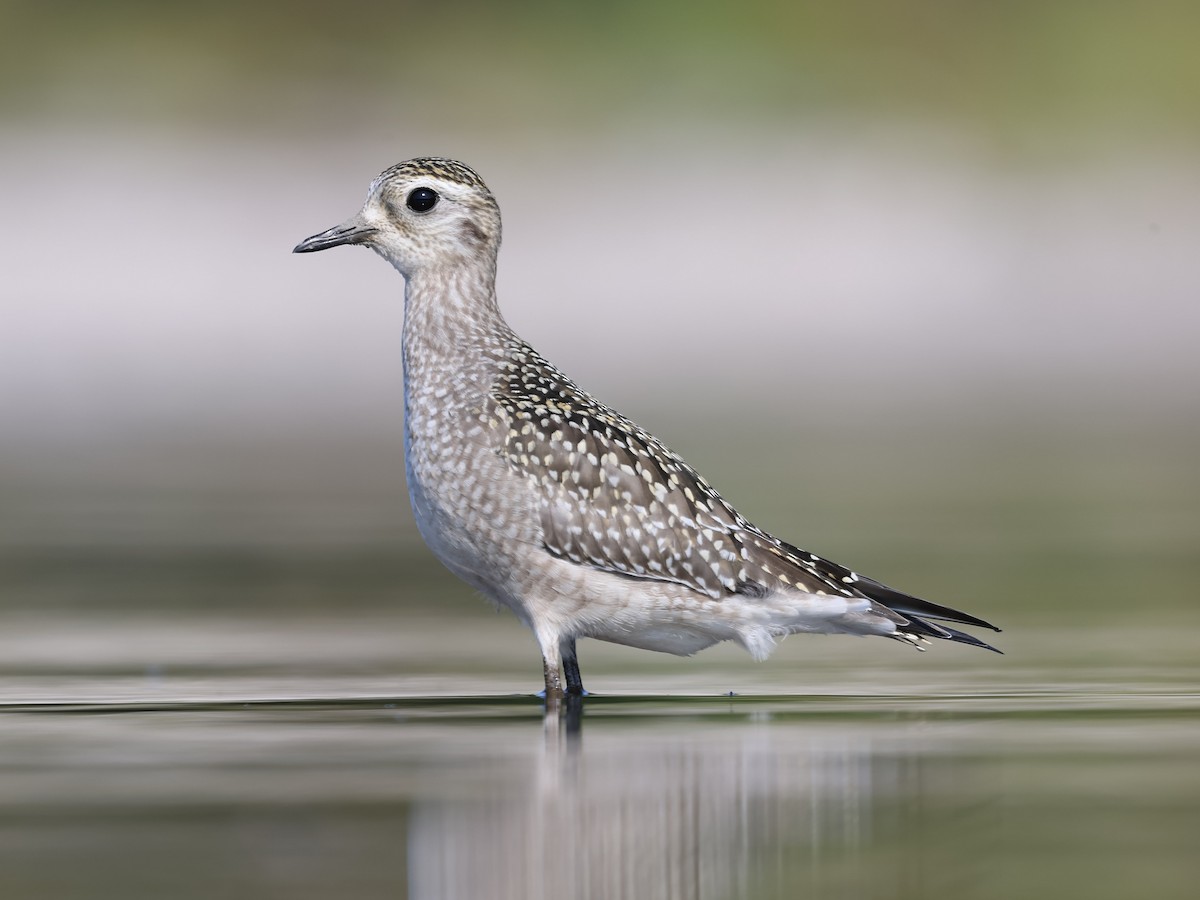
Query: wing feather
[[492, 345, 849, 600], [490, 343, 1000, 650]]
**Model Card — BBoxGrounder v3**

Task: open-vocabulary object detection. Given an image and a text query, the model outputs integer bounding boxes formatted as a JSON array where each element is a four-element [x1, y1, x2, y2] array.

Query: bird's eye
[[406, 187, 439, 212]]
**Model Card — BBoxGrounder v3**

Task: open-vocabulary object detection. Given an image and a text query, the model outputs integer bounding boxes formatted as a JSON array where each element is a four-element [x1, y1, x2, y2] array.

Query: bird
[[293, 157, 1001, 699]]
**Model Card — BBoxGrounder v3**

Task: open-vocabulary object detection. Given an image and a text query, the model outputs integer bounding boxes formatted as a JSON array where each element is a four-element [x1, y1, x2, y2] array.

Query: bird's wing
[[491, 346, 857, 601], [490, 346, 1002, 650]]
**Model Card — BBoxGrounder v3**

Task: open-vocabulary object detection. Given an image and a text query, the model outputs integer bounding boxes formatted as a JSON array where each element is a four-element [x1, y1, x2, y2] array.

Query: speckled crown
[[376, 157, 489, 191]]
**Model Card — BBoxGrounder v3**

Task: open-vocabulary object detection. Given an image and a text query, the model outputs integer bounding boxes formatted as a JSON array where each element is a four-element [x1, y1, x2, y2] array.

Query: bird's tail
[[856, 575, 1003, 654]]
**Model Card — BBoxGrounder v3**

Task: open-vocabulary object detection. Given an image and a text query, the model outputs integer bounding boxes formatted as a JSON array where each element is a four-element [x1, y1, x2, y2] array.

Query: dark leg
[[562, 637, 586, 696]]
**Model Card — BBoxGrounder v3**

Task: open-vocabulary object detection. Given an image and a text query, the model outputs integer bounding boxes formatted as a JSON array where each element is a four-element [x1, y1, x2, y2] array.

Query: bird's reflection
[[543, 692, 585, 742], [407, 697, 987, 900]]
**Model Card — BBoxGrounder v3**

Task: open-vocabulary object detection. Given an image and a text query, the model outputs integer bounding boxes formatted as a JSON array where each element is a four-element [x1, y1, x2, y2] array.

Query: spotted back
[[492, 342, 869, 602]]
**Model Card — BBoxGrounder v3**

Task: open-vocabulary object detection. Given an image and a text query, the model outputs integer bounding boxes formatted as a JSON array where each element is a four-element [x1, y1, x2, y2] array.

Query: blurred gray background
[[2, 0, 1197, 639]]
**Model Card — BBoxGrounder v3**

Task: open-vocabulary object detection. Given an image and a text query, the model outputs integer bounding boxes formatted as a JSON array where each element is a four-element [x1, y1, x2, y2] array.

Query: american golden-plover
[[294, 157, 1000, 698]]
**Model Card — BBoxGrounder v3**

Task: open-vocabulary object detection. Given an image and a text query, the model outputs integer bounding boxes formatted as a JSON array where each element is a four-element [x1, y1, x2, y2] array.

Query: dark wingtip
[[936, 622, 1004, 654], [900, 615, 1004, 654], [857, 575, 1001, 633]]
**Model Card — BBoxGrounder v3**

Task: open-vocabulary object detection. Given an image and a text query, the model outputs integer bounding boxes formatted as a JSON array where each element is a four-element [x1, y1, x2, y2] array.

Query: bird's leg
[[561, 637, 586, 696], [542, 656, 565, 700], [539, 631, 565, 701]]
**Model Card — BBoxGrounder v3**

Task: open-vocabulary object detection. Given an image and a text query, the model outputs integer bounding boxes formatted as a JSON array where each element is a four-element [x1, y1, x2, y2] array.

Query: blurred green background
[[2, 0, 1198, 640], [1, 7, 1198, 899]]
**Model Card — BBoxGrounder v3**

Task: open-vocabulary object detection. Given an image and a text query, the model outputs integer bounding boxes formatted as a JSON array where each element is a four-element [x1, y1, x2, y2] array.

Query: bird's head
[[293, 157, 501, 278]]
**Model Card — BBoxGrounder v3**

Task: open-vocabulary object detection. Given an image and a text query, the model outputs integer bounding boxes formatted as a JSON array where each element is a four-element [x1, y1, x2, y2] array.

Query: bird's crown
[[371, 157, 490, 194]]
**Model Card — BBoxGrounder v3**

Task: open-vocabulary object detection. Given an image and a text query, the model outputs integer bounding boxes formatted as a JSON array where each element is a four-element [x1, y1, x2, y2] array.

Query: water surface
[[0, 616, 1195, 899]]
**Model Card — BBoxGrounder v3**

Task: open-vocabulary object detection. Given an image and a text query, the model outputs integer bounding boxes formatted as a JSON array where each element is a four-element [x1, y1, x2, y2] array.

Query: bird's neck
[[401, 263, 515, 396]]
